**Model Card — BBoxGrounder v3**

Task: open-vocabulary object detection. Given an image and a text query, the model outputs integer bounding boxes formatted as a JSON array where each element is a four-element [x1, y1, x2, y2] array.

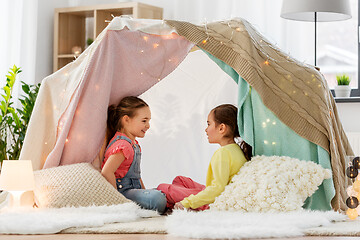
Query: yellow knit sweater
[[181, 144, 247, 209]]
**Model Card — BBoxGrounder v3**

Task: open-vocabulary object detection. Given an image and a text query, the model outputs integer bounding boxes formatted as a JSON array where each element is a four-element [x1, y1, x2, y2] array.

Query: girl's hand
[[174, 202, 185, 210]]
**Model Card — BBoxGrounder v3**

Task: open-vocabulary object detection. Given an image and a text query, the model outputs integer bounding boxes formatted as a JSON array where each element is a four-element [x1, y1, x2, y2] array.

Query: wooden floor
[[0, 235, 359, 240]]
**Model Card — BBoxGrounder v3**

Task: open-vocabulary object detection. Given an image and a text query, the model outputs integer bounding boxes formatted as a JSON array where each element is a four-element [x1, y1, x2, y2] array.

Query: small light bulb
[[202, 39, 207, 44]]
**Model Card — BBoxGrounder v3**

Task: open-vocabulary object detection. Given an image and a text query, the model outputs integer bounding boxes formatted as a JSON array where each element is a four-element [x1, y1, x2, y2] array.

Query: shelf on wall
[[53, 2, 163, 71]]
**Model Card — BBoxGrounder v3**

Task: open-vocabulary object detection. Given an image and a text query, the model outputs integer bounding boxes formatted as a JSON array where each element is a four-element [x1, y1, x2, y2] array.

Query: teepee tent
[[20, 17, 353, 211]]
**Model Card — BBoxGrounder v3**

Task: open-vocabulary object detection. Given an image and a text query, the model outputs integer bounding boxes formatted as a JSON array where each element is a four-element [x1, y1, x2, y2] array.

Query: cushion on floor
[[33, 163, 130, 208], [210, 155, 331, 212]]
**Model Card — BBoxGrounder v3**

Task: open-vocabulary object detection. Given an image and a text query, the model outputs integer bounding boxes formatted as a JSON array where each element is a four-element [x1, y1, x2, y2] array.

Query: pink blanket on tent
[[44, 28, 194, 168]]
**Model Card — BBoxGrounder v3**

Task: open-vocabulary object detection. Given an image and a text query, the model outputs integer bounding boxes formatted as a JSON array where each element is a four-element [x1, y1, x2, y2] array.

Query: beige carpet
[[61, 214, 360, 237], [305, 219, 360, 236], [61, 216, 166, 234]]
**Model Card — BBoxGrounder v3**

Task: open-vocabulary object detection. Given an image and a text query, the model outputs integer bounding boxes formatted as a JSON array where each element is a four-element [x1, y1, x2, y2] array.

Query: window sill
[[335, 97, 360, 103]]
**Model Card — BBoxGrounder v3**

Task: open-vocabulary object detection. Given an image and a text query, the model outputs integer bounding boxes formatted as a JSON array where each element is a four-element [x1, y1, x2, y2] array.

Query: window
[[317, 0, 359, 97]]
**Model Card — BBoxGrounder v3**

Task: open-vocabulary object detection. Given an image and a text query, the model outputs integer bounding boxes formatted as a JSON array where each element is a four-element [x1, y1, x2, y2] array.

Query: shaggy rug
[[63, 209, 353, 238], [2, 204, 359, 238], [166, 210, 346, 239], [0, 202, 158, 234]]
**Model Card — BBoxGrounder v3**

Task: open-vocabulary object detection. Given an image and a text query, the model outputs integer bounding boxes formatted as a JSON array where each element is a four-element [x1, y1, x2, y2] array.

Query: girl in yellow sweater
[[157, 104, 252, 210]]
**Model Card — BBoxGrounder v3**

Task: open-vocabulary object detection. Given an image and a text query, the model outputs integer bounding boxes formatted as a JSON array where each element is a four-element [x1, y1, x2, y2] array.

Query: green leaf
[[21, 82, 30, 94], [8, 108, 20, 128], [0, 101, 6, 113], [3, 86, 10, 98]]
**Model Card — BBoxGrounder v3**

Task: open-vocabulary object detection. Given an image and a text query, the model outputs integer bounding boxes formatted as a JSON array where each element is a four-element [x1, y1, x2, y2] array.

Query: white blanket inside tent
[[139, 50, 238, 188]]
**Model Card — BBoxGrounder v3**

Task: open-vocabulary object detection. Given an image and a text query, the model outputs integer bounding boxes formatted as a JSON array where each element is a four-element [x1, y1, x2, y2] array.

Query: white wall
[[35, 0, 69, 84], [337, 103, 360, 133]]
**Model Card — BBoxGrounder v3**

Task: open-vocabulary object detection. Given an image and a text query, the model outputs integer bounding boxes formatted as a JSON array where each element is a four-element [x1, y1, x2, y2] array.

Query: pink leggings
[[157, 176, 209, 211]]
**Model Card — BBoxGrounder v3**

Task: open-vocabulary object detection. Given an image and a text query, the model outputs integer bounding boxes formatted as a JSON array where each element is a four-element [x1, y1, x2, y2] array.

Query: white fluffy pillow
[[34, 163, 130, 208], [210, 155, 331, 212]]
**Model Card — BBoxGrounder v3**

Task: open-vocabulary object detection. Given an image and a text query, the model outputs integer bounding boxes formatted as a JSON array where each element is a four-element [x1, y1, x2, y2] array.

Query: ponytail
[[106, 105, 120, 145], [212, 104, 253, 161], [239, 140, 252, 161]]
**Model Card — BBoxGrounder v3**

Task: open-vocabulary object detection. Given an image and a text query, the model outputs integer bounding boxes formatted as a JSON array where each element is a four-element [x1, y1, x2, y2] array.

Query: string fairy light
[[199, 18, 333, 101], [200, 19, 210, 45], [200, 18, 323, 74], [198, 20, 282, 67], [135, 30, 178, 82]]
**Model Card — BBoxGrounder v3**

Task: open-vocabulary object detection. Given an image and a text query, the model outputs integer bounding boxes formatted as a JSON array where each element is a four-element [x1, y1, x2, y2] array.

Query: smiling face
[[122, 106, 151, 140], [205, 111, 223, 144]]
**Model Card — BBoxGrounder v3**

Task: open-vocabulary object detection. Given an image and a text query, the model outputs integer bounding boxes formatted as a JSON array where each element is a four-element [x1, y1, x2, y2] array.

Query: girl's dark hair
[[107, 96, 148, 144], [212, 104, 252, 161]]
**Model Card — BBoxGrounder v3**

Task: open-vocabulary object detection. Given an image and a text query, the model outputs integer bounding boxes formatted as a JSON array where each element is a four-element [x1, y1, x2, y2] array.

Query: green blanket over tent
[[208, 53, 334, 210]]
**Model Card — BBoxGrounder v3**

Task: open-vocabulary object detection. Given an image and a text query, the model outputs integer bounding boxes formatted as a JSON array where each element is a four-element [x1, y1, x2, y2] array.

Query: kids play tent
[[20, 17, 353, 211]]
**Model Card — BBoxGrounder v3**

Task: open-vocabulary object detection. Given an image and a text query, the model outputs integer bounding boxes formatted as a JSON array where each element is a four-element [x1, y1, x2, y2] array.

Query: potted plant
[[334, 74, 351, 98]]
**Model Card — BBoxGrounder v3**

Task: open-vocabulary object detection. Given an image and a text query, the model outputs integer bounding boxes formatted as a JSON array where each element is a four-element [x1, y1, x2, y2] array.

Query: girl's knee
[[141, 189, 166, 214], [156, 184, 168, 193], [150, 190, 167, 213], [172, 175, 186, 184]]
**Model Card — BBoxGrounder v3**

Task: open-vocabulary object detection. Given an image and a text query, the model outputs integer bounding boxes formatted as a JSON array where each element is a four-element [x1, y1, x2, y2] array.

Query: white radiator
[[346, 132, 360, 156]]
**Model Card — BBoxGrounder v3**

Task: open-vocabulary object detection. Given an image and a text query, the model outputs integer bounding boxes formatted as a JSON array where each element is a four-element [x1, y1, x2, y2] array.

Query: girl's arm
[[101, 152, 125, 189], [140, 178, 146, 189], [181, 150, 231, 209]]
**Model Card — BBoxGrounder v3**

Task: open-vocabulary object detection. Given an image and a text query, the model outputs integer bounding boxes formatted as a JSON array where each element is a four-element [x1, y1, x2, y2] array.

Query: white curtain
[[0, 0, 38, 101]]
